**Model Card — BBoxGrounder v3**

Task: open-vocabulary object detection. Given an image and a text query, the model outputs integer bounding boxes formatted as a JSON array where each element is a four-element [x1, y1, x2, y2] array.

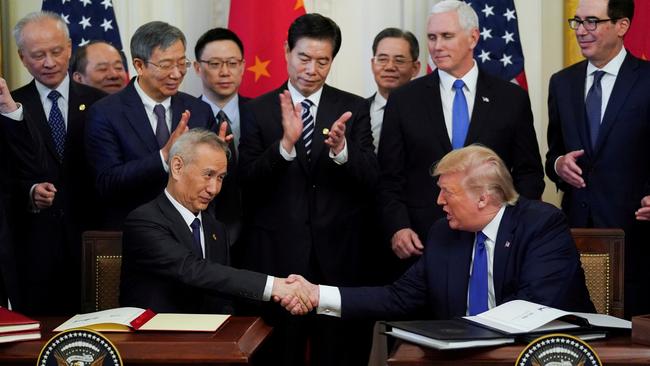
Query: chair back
[[81, 231, 123, 312], [571, 228, 624, 317]]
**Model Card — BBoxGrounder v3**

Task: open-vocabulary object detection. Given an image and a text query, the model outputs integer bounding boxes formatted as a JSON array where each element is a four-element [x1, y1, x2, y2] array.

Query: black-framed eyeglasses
[[198, 58, 243, 70], [568, 17, 619, 31], [146, 59, 192, 72], [373, 56, 414, 68]]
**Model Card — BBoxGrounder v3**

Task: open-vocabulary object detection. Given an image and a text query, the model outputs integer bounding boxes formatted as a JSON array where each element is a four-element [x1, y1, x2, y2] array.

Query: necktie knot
[[190, 217, 203, 258], [301, 99, 314, 110], [153, 104, 165, 120], [191, 217, 201, 231], [453, 79, 465, 91], [592, 70, 606, 84], [476, 231, 487, 248], [48, 90, 62, 102], [216, 110, 229, 124]]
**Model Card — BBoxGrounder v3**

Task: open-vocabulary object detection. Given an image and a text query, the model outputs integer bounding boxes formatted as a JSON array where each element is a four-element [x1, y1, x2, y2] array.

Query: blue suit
[[85, 78, 216, 228], [546, 52, 650, 317], [340, 198, 594, 319]]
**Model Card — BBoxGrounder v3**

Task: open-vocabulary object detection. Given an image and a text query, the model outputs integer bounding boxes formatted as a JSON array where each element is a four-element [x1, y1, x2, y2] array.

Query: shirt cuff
[[329, 138, 348, 165], [316, 285, 342, 317], [159, 151, 169, 173], [262, 276, 274, 301], [28, 184, 40, 213], [279, 143, 296, 161], [554, 156, 562, 176], [1, 103, 24, 121]]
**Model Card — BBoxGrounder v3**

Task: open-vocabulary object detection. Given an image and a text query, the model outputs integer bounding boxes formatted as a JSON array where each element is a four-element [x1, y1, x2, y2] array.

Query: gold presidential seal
[[516, 333, 602, 366], [37, 328, 122, 366]]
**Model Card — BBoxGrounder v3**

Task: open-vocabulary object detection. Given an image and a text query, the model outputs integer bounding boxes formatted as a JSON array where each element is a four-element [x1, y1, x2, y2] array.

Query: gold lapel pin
[[79, 104, 86, 111], [212, 233, 217, 240], [322, 128, 330, 135]]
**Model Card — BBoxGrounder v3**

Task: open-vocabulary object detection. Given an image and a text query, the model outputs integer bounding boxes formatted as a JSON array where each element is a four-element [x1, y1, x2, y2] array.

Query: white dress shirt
[[438, 61, 479, 141], [164, 189, 274, 300], [280, 81, 348, 164], [134, 77, 172, 171], [369, 92, 387, 153]]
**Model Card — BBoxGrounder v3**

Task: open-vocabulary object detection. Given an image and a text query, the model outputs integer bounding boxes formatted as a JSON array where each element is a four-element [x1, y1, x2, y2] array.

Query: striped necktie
[[301, 99, 315, 157]]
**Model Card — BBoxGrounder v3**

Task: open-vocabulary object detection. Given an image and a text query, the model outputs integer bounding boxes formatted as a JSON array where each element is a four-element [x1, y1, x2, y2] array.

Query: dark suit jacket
[[120, 193, 267, 313], [546, 52, 650, 230], [340, 198, 595, 319], [378, 70, 544, 243], [0, 79, 106, 314], [238, 82, 378, 286], [210, 95, 250, 236], [85, 78, 217, 228]]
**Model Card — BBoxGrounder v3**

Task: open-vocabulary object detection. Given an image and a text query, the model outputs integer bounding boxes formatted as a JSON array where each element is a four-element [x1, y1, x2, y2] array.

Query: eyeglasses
[[146, 60, 192, 72], [568, 17, 619, 31], [373, 56, 414, 68], [198, 58, 243, 70]]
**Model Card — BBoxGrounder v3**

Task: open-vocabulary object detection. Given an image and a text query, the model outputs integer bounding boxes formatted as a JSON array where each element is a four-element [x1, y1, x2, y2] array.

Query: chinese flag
[[625, 0, 650, 60], [229, 0, 306, 97]]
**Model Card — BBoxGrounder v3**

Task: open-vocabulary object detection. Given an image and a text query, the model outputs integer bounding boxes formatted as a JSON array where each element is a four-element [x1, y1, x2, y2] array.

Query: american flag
[[42, 0, 125, 55], [468, 0, 527, 90]]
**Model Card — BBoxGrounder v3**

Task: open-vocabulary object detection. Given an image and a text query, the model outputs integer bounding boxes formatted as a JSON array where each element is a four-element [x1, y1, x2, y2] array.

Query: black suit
[[120, 193, 267, 313], [85, 79, 217, 228], [546, 52, 650, 317], [0, 79, 106, 315], [378, 70, 544, 247], [239, 82, 378, 366]]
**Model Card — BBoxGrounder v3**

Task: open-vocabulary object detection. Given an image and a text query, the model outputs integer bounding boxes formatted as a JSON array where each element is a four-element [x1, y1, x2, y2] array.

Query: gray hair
[[169, 129, 229, 167], [130, 21, 186, 62], [431, 0, 479, 32], [13, 11, 70, 50]]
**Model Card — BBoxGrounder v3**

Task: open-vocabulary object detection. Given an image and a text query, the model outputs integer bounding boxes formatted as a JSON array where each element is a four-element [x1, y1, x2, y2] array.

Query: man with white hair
[[377, 0, 544, 273], [283, 145, 594, 318]]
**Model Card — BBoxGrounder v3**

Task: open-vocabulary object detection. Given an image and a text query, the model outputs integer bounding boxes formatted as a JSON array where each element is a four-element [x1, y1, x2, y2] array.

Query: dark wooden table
[[0, 316, 272, 365], [387, 335, 650, 366]]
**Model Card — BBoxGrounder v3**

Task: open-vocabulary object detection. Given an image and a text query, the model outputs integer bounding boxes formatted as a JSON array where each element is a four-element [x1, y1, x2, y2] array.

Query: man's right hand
[[0, 77, 18, 114], [161, 109, 190, 162], [556, 150, 586, 188], [391, 228, 424, 259], [279, 90, 303, 153], [32, 182, 57, 209]]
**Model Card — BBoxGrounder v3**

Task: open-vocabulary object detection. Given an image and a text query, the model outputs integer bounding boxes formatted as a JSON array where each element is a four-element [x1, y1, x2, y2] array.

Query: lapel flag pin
[[212, 234, 217, 240], [79, 104, 86, 111], [482, 97, 489, 103], [505, 241, 511, 248], [322, 128, 329, 135]]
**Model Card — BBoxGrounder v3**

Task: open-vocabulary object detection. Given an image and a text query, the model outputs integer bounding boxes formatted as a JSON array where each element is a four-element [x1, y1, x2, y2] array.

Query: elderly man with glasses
[[546, 0, 650, 318], [85, 21, 224, 229]]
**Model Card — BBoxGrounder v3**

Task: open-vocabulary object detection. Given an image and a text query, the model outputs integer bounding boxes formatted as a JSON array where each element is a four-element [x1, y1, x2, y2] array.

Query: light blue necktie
[[301, 99, 315, 157], [585, 70, 606, 149], [47, 90, 66, 159], [468, 231, 488, 315], [451, 79, 469, 150]]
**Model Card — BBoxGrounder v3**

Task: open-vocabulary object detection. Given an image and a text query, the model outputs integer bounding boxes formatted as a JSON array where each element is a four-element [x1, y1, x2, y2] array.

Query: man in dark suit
[[378, 0, 544, 269], [0, 12, 106, 315], [546, 0, 650, 317], [368, 27, 420, 153], [120, 129, 313, 313], [239, 13, 378, 366], [193, 28, 249, 245], [86, 21, 220, 229], [282, 145, 594, 318]]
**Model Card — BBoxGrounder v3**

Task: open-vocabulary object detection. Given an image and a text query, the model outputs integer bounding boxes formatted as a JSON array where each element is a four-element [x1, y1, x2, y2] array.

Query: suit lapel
[[311, 85, 338, 170], [21, 81, 60, 163], [569, 62, 593, 156], [157, 194, 201, 257], [465, 71, 495, 146], [425, 72, 453, 152], [594, 53, 638, 155], [122, 81, 160, 152], [201, 213, 229, 263], [447, 231, 473, 316], [492, 204, 517, 305]]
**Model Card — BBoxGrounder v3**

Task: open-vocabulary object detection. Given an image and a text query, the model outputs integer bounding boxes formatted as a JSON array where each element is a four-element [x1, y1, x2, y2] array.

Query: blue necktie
[[585, 70, 606, 149], [468, 231, 488, 315], [47, 90, 66, 159], [301, 99, 315, 157], [153, 104, 170, 148], [451, 79, 469, 150], [190, 218, 203, 258]]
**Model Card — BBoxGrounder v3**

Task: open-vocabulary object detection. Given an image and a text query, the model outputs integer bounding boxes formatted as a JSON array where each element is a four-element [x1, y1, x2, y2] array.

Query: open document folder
[[54, 307, 230, 332], [385, 299, 631, 350]]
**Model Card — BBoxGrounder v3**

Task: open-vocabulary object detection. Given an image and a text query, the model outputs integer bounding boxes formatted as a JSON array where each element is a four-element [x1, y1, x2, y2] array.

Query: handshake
[[271, 275, 320, 315]]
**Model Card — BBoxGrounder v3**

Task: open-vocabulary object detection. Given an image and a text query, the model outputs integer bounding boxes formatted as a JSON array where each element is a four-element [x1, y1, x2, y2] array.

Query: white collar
[[287, 80, 323, 107], [202, 94, 239, 118], [438, 60, 479, 93], [480, 205, 506, 243], [35, 74, 70, 102], [587, 47, 627, 77], [134, 77, 172, 109], [164, 189, 202, 227], [372, 92, 387, 112]]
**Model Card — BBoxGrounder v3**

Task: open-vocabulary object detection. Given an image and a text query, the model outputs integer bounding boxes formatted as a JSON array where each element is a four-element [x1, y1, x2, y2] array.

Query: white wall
[[3, 0, 565, 205]]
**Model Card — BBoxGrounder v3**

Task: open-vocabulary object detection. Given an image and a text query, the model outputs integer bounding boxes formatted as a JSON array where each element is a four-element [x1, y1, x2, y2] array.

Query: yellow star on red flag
[[247, 56, 271, 82], [294, 0, 304, 11]]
